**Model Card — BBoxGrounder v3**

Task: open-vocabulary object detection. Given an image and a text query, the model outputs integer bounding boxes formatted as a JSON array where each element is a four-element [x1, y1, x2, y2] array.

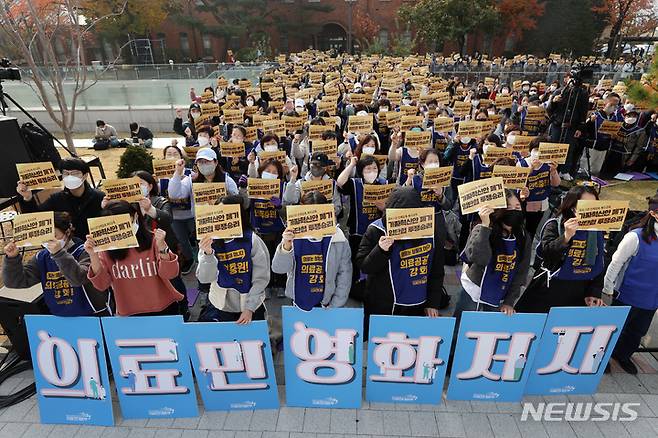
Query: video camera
[[0, 58, 21, 81], [569, 65, 595, 86]]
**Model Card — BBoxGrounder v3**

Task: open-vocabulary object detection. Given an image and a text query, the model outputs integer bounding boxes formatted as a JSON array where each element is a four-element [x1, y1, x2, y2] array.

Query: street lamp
[[345, 0, 357, 55]]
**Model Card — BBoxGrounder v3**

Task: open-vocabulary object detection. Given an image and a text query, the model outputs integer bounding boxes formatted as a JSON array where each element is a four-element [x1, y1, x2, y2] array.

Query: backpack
[[20, 122, 61, 168]]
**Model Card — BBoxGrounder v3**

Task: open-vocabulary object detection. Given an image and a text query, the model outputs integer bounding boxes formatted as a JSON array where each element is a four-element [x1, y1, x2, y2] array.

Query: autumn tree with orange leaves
[[0, 0, 129, 153], [497, 0, 545, 40], [594, 0, 658, 57], [353, 5, 381, 48]]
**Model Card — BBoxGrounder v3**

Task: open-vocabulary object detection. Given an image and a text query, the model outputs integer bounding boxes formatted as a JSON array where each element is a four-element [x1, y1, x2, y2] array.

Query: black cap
[[310, 152, 332, 167]]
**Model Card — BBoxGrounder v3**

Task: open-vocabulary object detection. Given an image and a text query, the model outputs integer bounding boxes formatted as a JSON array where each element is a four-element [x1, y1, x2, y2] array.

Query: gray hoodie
[[196, 232, 270, 313], [271, 227, 352, 308]]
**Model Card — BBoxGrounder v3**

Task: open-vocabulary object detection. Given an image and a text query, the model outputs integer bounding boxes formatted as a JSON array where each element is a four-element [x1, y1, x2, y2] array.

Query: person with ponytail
[[196, 195, 270, 323], [452, 190, 532, 323], [85, 201, 183, 316], [515, 186, 607, 313], [3, 212, 111, 316], [272, 191, 352, 310], [603, 196, 658, 374]]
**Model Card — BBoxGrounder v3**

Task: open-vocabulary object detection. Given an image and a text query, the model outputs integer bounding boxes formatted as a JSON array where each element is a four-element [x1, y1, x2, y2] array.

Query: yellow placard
[[87, 214, 139, 252], [195, 204, 243, 240], [350, 93, 367, 105], [483, 146, 514, 165], [363, 183, 396, 206], [219, 141, 245, 158], [452, 101, 471, 117], [247, 178, 281, 200], [404, 131, 432, 151], [301, 180, 334, 199], [184, 146, 200, 159], [16, 162, 60, 190], [494, 95, 513, 109], [512, 135, 536, 152], [200, 102, 220, 117], [492, 165, 531, 189], [380, 111, 402, 128], [262, 119, 286, 137], [422, 166, 453, 188], [309, 124, 327, 141], [286, 204, 336, 239], [223, 109, 243, 124], [283, 115, 306, 132], [400, 116, 424, 132], [433, 117, 455, 132], [102, 177, 143, 202], [458, 177, 507, 215], [310, 139, 336, 155], [598, 120, 623, 136], [151, 159, 177, 179], [576, 200, 629, 231], [13, 211, 55, 248], [193, 183, 227, 205], [348, 115, 373, 133], [538, 142, 570, 164], [258, 150, 287, 165], [458, 121, 487, 137], [386, 207, 435, 240]]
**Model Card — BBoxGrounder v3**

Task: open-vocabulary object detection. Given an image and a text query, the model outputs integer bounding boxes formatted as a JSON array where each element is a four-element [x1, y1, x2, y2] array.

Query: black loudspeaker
[[0, 296, 47, 360], [0, 116, 33, 198]]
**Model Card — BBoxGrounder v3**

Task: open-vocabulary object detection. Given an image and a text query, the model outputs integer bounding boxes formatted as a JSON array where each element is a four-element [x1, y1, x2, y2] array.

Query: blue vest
[[594, 110, 624, 150], [478, 237, 519, 306], [398, 148, 419, 185], [36, 243, 96, 316], [472, 154, 493, 181], [250, 182, 285, 234], [293, 236, 332, 311], [618, 229, 658, 310], [214, 230, 253, 294], [411, 174, 441, 211], [452, 144, 471, 181], [353, 178, 384, 236], [372, 219, 435, 306], [522, 159, 552, 202], [555, 229, 605, 281]]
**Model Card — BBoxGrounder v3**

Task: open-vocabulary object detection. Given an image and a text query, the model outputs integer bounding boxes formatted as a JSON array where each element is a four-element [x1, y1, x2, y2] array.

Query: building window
[[202, 34, 212, 56], [180, 32, 190, 56], [378, 29, 389, 47]]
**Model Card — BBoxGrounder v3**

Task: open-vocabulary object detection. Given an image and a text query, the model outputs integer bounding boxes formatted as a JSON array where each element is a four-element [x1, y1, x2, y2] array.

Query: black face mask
[[502, 210, 525, 228]]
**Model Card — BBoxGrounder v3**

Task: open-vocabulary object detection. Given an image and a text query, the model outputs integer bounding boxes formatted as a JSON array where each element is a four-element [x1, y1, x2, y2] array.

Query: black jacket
[[148, 196, 179, 253], [19, 182, 104, 240], [133, 126, 153, 141], [356, 211, 447, 317]]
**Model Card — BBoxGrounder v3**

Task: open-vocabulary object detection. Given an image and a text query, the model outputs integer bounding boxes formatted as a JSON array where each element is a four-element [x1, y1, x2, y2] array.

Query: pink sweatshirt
[[88, 240, 182, 316]]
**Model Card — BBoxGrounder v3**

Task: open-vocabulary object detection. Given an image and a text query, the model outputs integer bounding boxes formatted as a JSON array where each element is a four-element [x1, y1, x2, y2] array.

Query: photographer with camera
[[129, 122, 154, 148], [546, 70, 591, 181]]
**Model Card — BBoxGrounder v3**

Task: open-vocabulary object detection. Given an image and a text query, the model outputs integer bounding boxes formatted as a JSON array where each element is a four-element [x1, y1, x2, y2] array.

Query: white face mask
[[461, 137, 472, 144], [624, 103, 634, 112], [264, 144, 278, 152], [140, 184, 150, 198], [654, 222, 658, 235], [402, 99, 412, 105], [424, 162, 440, 169], [246, 99, 254, 106], [362, 146, 376, 155], [362, 170, 378, 184], [261, 171, 278, 180], [198, 136, 210, 147], [63, 175, 84, 190], [506, 134, 517, 145], [191, 112, 201, 120], [487, 110, 495, 115], [529, 91, 537, 96], [132, 216, 139, 235], [625, 117, 637, 125], [198, 162, 216, 176], [380, 107, 389, 112], [471, 100, 480, 107], [42, 238, 67, 251]]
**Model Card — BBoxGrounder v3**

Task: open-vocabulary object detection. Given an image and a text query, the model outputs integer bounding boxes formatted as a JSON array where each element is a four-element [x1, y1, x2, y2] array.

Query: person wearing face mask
[[196, 196, 270, 324], [238, 159, 298, 297], [517, 137, 561, 236], [272, 191, 352, 310], [585, 93, 624, 176], [167, 148, 239, 274], [218, 125, 252, 181], [601, 109, 647, 177], [404, 149, 453, 211], [174, 103, 204, 146], [337, 155, 387, 300], [17, 157, 104, 240], [389, 127, 423, 185], [521, 81, 531, 96], [293, 152, 342, 217], [444, 134, 476, 192], [3, 212, 111, 316], [515, 186, 606, 313], [452, 190, 532, 323], [374, 98, 393, 154], [248, 133, 296, 177], [356, 187, 446, 336], [603, 196, 658, 374], [85, 200, 184, 316]]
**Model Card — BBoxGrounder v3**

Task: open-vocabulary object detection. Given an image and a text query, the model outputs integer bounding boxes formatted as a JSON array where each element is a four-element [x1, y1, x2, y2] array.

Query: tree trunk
[[458, 35, 466, 56], [62, 128, 77, 156]]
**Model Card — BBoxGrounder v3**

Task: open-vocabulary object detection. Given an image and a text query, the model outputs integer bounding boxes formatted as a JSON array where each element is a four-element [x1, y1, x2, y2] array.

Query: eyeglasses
[[62, 170, 84, 177]]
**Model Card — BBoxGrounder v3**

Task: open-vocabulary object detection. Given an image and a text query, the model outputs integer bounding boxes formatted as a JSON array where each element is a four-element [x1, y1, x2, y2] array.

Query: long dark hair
[[133, 170, 159, 196], [102, 200, 153, 260], [354, 134, 379, 157], [556, 185, 600, 223], [192, 161, 227, 183], [632, 195, 658, 244], [301, 191, 328, 205], [258, 158, 285, 180], [488, 189, 526, 260], [356, 155, 380, 178]]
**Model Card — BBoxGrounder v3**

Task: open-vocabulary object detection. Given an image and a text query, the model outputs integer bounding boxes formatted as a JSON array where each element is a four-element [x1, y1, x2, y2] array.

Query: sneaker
[[181, 259, 196, 275], [615, 357, 638, 375], [560, 172, 573, 182]]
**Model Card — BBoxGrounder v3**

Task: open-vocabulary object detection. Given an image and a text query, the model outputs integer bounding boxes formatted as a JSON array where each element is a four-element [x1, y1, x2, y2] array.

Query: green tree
[[627, 51, 658, 109], [398, 0, 499, 55]]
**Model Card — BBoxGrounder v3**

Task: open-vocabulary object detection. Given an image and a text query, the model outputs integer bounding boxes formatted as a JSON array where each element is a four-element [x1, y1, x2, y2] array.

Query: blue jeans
[[198, 303, 266, 322], [172, 217, 196, 261]]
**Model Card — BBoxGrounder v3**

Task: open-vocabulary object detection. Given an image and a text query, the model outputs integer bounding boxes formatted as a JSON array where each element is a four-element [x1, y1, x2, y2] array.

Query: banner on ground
[[458, 177, 507, 215], [492, 166, 531, 189], [286, 204, 336, 239], [192, 183, 227, 206], [87, 214, 139, 252], [385, 207, 435, 240], [26, 315, 114, 425], [194, 204, 243, 240], [282, 306, 364, 408], [102, 178, 143, 202], [16, 162, 60, 190], [447, 312, 547, 402], [13, 211, 55, 248], [366, 315, 455, 405], [576, 200, 630, 231], [538, 143, 569, 164]]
